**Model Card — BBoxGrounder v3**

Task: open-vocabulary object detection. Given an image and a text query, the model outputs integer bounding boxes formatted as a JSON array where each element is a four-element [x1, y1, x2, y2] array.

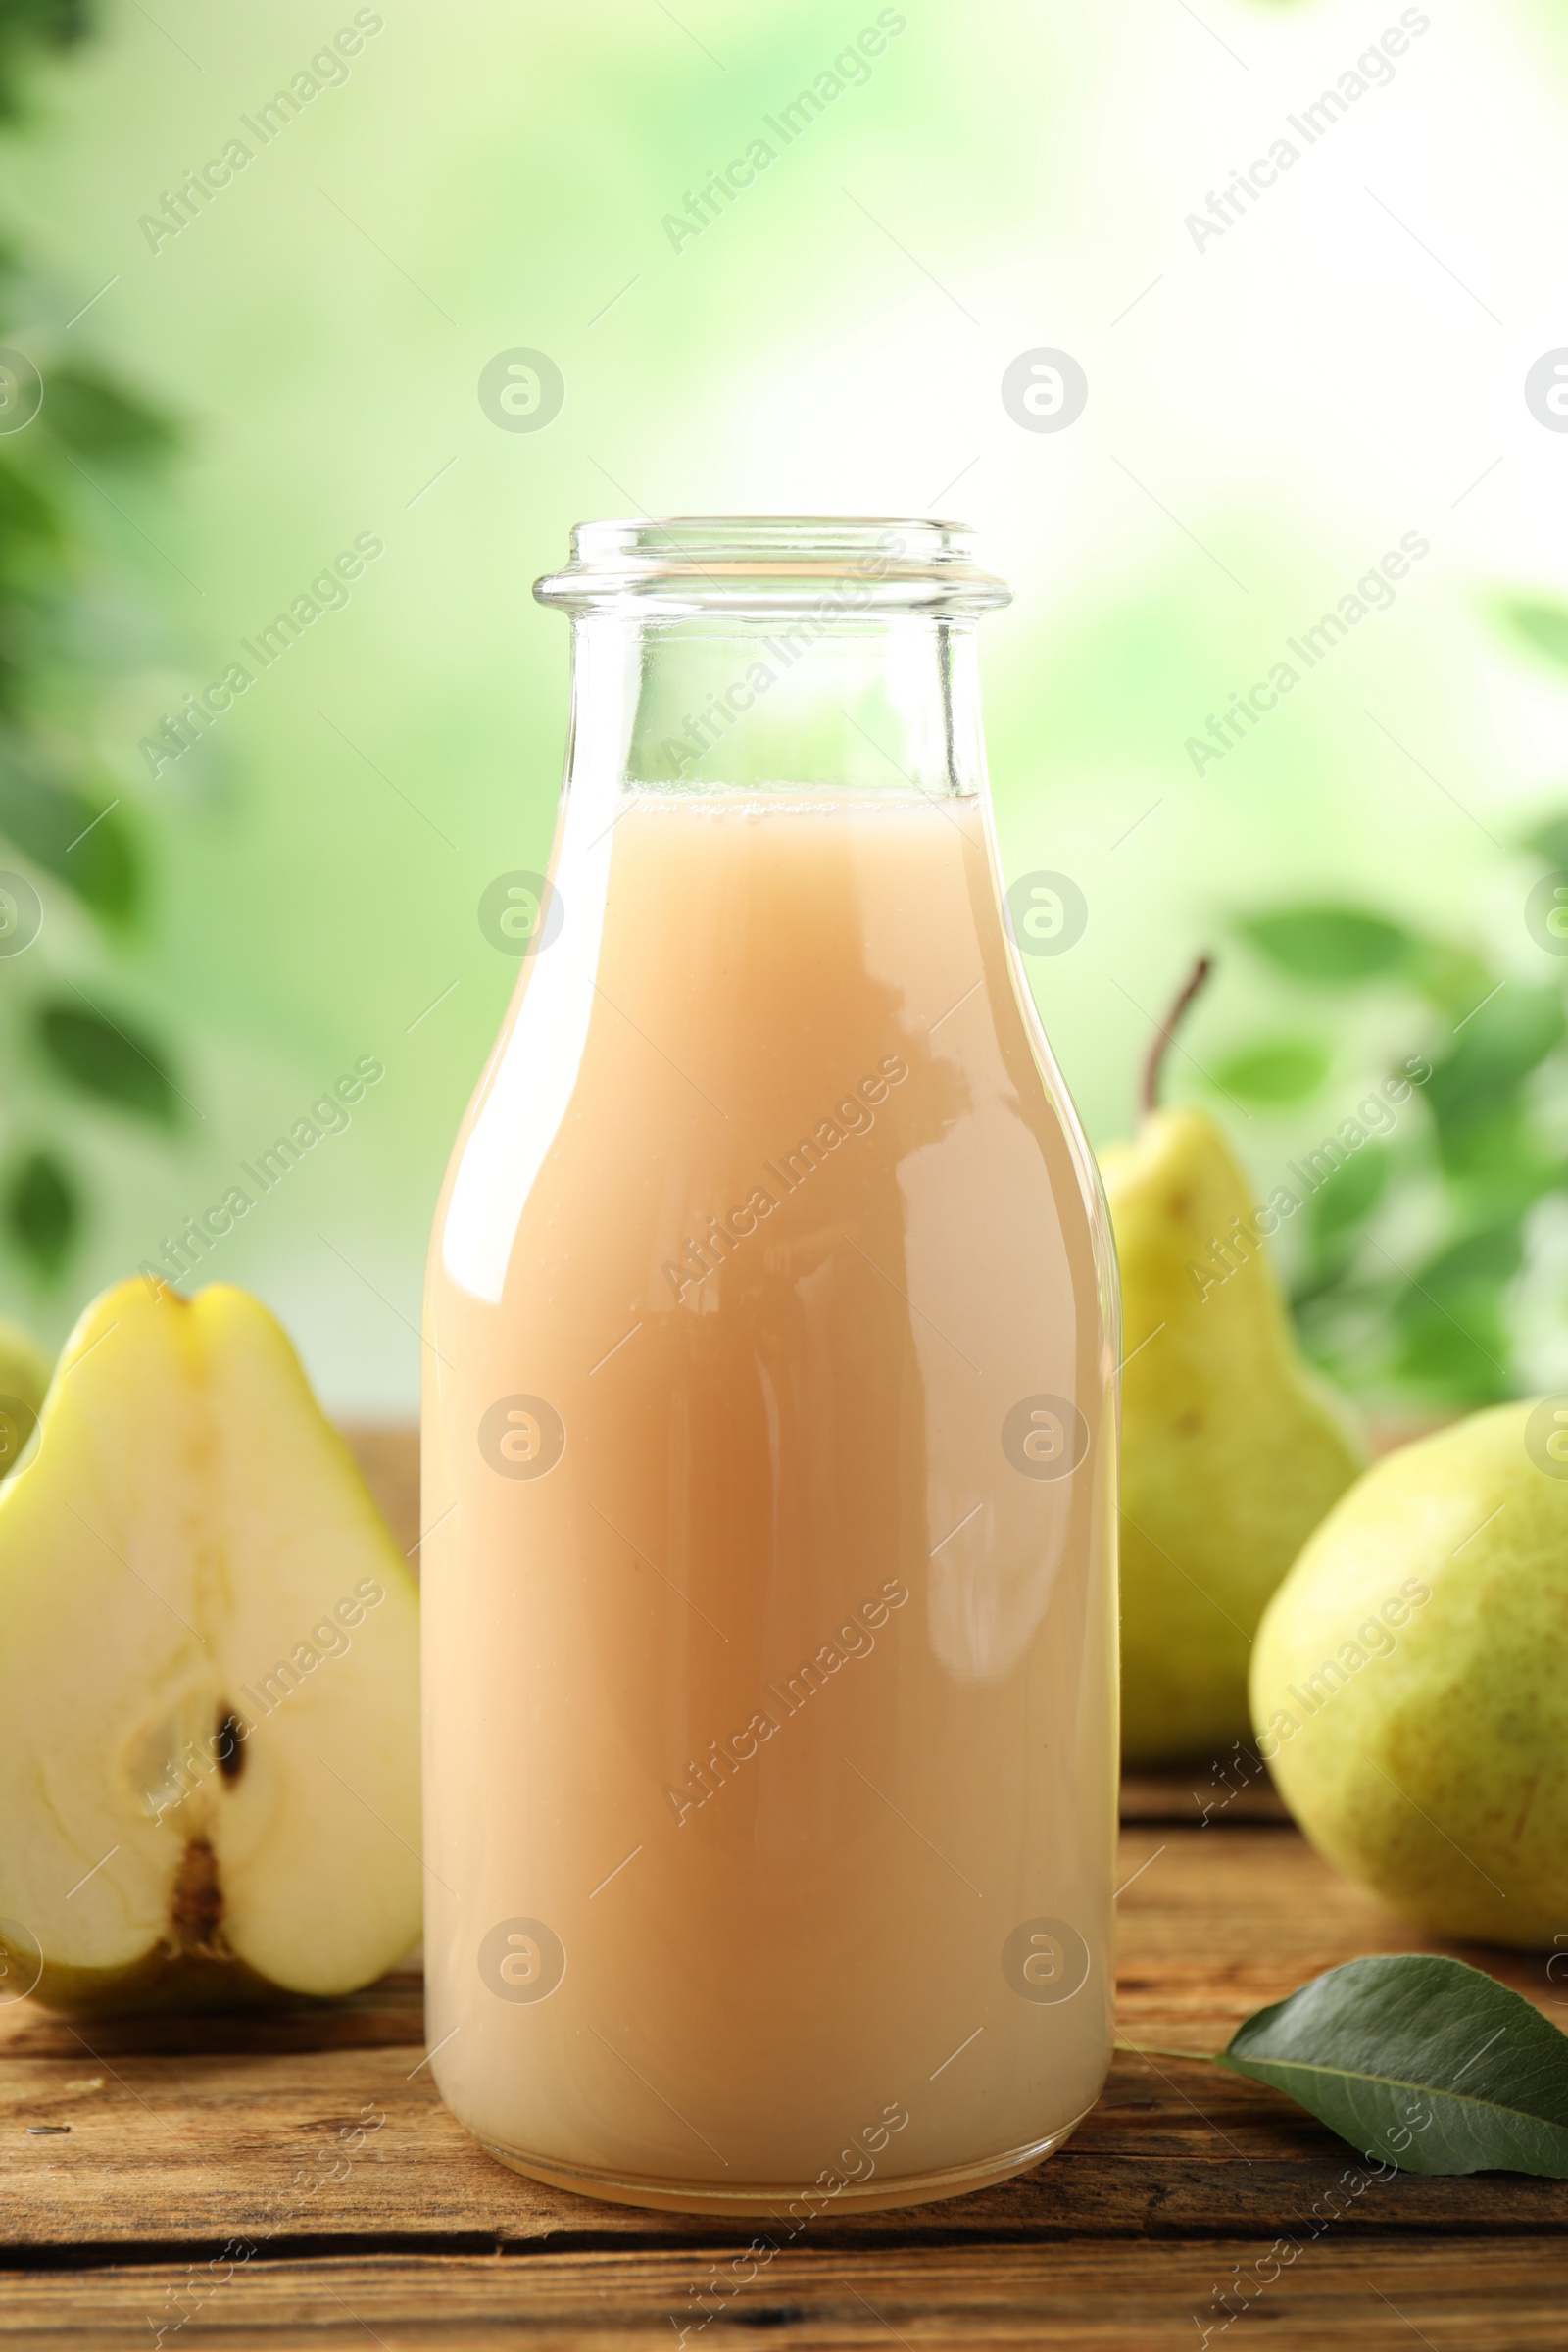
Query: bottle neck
[[563, 612, 990, 805]]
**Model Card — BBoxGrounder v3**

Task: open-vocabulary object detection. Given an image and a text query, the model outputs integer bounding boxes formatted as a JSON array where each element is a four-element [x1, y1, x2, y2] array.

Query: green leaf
[[1504, 598, 1568, 672], [0, 2, 89, 122], [1211, 1037, 1331, 1103], [1219, 1955, 1568, 2177], [1403, 939, 1494, 1019], [1521, 808, 1568, 872], [1390, 1218, 1520, 1391], [1425, 988, 1564, 1138], [0, 760, 138, 921], [3, 1147, 78, 1277], [1400, 1218, 1526, 1312], [40, 367, 173, 466], [1241, 906, 1413, 985], [0, 456, 58, 552], [34, 1000, 182, 1125], [1430, 1102, 1562, 1205], [1391, 1318, 1512, 1407], [1310, 1140, 1388, 1244]]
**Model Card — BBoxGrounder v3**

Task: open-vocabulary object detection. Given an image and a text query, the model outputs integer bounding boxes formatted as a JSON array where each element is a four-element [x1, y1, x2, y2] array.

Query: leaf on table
[[33, 1000, 182, 1125], [1219, 1954, 1568, 2177]]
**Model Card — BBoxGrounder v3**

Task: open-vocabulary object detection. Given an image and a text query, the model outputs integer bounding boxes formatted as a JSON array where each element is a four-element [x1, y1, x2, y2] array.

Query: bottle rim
[[533, 516, 1011, 617]]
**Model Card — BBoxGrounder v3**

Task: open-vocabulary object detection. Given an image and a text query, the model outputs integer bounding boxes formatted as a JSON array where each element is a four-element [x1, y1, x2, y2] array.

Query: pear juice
[[422, 789, 1117, 2211]]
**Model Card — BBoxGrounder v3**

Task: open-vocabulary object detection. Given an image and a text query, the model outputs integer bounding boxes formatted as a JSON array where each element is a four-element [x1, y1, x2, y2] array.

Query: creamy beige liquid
[[422, 791, 1117, 2211]]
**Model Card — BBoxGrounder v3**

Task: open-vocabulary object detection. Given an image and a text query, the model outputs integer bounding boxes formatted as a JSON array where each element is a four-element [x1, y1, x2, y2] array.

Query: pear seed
[[215, 1709, 245, 1783]]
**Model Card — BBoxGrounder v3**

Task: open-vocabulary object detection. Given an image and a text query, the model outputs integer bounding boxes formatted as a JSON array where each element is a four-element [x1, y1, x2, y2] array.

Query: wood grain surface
[[0, 1432, 1557, 2348]]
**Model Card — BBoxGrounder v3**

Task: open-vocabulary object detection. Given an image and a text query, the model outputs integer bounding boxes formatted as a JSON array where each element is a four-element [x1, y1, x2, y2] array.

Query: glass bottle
[[421, 518, 1119, 2215]]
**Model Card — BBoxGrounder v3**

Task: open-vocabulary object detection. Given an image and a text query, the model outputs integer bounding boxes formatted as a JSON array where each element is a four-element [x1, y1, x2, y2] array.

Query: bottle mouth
[[533, 516, 1011, 618]]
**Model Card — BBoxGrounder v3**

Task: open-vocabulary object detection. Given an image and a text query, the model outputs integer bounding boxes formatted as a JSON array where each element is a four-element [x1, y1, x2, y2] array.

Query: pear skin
[[0, 1277, 421, 2014], [1252, 1402, 1568, 1948], [1102, 1107, 1364, 1764]]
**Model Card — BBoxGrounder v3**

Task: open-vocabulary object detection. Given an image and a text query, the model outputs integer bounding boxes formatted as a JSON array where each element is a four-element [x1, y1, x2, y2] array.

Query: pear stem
[[1142, 955, 1215, 1115]]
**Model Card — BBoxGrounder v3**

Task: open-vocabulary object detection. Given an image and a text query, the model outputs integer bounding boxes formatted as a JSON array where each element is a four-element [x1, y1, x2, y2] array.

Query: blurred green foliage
[[1215, 596, 1568, 1410], [1212, 1037, 1332, 1103], [0, 3, 88, 119], [0, 0, 182, 1285]]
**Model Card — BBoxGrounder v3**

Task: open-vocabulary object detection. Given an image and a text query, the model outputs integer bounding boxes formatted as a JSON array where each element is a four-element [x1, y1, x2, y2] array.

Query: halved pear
[[0, 1312, 51, 1481], [0, 1278, 421, 2013]]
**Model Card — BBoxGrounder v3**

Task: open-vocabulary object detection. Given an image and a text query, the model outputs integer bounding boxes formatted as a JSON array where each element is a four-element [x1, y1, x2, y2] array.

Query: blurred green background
[[0, 0, 1565, 1414]]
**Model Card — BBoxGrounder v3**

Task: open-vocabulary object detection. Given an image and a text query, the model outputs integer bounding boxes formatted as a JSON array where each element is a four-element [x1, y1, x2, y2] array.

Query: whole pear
[[0, 1314, 51, 1479], [1102, 963, 1364, 1763], [1251, 1401, 1568, 1948]]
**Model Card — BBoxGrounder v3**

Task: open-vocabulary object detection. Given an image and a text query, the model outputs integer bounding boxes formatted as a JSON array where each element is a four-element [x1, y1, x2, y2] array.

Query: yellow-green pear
[[0, 1313, 51, 1479], [1252, 1401, 1568, 1948], [0, 1277, 421, 2013], [1102, 963, 1365, 1763]]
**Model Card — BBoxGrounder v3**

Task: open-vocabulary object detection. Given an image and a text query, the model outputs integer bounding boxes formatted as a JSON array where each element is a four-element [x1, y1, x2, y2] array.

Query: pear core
[[0, 1278, 421, 2012]]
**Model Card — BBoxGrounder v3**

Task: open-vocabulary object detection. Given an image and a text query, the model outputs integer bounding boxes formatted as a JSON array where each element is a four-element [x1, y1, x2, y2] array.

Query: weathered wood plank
[[2, 2240, 1566, 2350], [2, 1827, 1561, 2253], [1111, 1825, 1558, 2018], [2, 2035, 1564, 2249]]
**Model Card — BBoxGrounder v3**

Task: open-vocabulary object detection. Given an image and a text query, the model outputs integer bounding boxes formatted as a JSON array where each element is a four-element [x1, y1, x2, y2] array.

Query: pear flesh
[[1102, 1107, 1365, 1764], [0, 1279, 421, 2012], [1252, 1401, 1568, 1949]]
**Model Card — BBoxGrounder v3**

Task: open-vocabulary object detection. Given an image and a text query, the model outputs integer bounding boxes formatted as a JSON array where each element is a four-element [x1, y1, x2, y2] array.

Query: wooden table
[[3, 1438, 1562, 2348]]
